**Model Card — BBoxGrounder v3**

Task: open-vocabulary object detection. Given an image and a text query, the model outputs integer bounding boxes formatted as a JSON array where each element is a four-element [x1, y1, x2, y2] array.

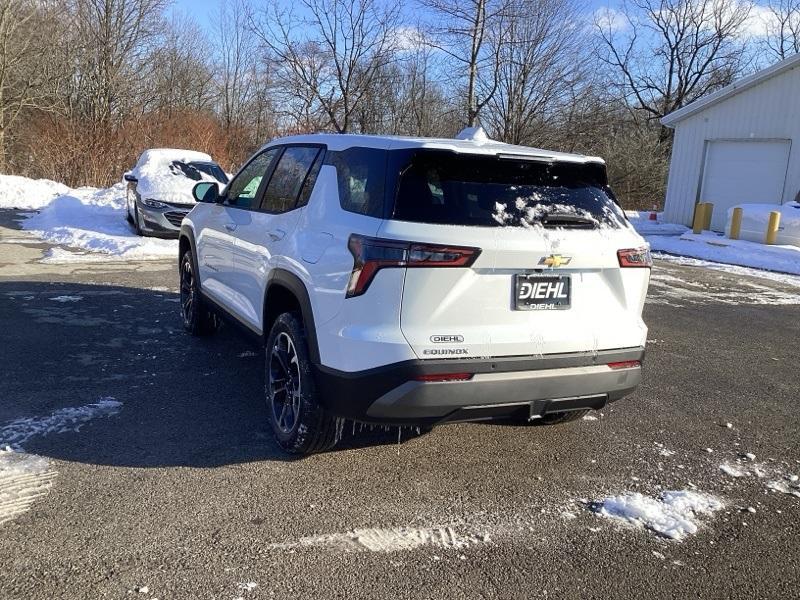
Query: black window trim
[[258, 143, 327, 215]]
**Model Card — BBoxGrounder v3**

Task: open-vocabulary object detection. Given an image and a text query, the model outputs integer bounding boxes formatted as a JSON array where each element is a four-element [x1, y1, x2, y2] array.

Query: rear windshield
[[391, 150, 625, 228]]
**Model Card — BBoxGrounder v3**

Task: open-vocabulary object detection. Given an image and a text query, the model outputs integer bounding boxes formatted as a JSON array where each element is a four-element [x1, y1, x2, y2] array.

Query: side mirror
[[193, 181, 221, 203], [123, 172, 137, 183]]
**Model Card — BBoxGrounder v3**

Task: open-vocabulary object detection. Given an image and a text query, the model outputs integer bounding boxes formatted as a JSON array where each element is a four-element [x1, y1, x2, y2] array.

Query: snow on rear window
[[393, 151, 625, 228]]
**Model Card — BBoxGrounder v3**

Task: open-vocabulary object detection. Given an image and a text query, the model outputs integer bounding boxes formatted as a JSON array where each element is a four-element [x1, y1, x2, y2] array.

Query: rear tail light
[[346, 234, 481, 298], [608, 360, 641, 370], [617, 247, 652, 268], [414, 373, 474, 382]]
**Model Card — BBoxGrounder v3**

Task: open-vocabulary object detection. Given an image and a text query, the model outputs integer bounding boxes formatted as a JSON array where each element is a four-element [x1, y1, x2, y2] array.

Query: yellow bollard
[[729, 207, 743, 240], [765, 210, 781, 245], [692, 203, 705, 234], [703, 202, 713, 230]]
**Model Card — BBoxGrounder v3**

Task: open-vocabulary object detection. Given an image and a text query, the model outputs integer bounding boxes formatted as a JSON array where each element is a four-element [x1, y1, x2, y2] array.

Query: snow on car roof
[[261, 133, 604, 165], [130, 148, 220, 203]]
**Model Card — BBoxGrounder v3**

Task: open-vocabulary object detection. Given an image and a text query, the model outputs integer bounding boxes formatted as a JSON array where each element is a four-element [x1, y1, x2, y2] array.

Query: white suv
[[178, 132, 651, 454]]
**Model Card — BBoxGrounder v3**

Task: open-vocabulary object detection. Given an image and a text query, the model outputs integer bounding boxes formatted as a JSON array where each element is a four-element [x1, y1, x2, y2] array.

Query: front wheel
[[179, 251, 218, 336], [265, 312, 339, 455]]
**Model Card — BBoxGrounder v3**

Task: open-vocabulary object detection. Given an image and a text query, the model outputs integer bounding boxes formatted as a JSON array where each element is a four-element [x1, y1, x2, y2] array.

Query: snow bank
[[23, 184, 176, 260], [648, 231, 800, 276], [130, 148, 219, 203], [594, 490, 723, 540], [724, 202, 800, 247], [0, 174, 69, 210]]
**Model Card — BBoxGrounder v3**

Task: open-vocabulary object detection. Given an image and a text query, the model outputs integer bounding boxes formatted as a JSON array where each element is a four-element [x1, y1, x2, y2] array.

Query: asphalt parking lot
[[1, 210, 799, 599]]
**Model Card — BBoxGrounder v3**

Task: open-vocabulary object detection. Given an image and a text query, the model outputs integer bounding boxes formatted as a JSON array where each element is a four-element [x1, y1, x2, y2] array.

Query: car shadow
[[0, 280, 412, 468]]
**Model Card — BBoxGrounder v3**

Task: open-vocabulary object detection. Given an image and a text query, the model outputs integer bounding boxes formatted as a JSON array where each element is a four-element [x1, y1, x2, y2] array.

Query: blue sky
[[172, 0, 221, 29]]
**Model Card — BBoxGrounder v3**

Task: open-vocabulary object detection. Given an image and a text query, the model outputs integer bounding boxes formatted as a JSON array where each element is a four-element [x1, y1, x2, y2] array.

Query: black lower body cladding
[[313, 347, 645, 425]]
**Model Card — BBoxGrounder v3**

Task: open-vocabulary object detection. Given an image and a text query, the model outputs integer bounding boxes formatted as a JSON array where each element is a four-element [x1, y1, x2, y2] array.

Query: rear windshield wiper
[[540, 212, 598, 229]]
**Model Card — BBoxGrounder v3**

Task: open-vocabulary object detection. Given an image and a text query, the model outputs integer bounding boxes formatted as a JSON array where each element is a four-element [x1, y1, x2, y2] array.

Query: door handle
[[224, 223, 237, 232], [267, 228, 286, 241]]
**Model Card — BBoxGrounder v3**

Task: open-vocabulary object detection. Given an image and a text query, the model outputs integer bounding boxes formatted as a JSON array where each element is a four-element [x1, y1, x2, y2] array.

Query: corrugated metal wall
[[663, 64, 800, 225]]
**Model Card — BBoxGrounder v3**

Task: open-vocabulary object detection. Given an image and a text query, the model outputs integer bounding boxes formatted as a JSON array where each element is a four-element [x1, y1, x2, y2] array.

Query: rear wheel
[[179, 251, 218, 336], [265, 312, 338, 455]]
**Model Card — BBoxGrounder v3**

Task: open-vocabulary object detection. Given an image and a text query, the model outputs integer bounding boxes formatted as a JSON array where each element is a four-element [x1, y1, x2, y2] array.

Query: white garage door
[[700, 140, 790, 231]]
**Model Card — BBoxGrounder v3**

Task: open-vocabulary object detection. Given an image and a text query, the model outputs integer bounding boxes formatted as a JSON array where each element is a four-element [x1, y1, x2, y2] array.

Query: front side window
[[261, 146, 321, 213], [225, 149, 279, 209], [325, 147, 387, 218]]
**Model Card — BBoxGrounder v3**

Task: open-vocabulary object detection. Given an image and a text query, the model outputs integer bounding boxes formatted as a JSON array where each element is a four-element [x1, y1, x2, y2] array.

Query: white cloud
[[390, 25, 428, 51], [594, 6, 630, 33]]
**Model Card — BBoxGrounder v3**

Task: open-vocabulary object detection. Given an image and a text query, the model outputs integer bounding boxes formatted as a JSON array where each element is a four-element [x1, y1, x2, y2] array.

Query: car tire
[[265, 312, 339, 455], [532, 410, 589, 426], [132, 203, 143, 236], [179, 251, 218, 336]]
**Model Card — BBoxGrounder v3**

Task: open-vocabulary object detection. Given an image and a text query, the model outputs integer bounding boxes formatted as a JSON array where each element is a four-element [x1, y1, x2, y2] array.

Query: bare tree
[[419, 0, 509, 127], [0, 0, 64, 170], [66, 0, 169, 125], [763, 0, 800, 59], [596, 0, 752, 141], [147, 12, 216, 116], [216, 0, 257, 132], [251, 0, 401, 133], [482, 0, 586, 145]]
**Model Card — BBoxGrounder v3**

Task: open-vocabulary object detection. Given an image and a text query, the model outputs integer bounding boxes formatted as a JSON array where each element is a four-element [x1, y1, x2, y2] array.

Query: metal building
[[661, 53, 800, 231]]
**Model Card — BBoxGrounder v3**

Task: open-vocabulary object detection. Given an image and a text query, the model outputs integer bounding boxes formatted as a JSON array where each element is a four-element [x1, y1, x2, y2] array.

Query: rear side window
[[392, 150, 624, 228], [326, 147, 386, 218], [296, 150, 325, 208], [262, 146, 321, 213]]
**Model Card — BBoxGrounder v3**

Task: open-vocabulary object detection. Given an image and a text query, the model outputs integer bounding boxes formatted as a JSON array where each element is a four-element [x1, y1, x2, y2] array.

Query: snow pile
[[724, 202, 800, 247], [0, 448, 57, 526], [626, 211, 689, 236], [593, 490, 723, 540], [0, 397, 122, 450], [648, 231, 800, 276], [130, 148, 220, 203], [0, 174, 69, 210], [22, 184, 176, 260]]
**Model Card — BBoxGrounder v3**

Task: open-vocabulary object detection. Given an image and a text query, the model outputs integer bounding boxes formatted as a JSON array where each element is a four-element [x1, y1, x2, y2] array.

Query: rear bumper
[[313, 347, 644, 425]]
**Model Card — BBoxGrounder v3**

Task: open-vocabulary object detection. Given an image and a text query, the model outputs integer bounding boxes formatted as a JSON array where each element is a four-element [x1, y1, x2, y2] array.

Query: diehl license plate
[[515, 275, 571, 310]]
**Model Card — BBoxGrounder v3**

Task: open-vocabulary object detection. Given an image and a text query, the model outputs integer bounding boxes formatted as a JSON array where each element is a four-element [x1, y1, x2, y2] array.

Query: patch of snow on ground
[[0, 174, 70, 210], [652, 254, 800, 288], [22, 184, 176, 260], [648, 231, 800, 276], [265, 525, 490, 553], [593, 490, 723, 540], [626, 211, 689, 236], [0, 399, 122, 527], [767, 478, 800, 498], [719, 463, 746, 477], [0, 398, 122, 450], [49, 295, 82, 303], [0, 448, 58, 526]]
